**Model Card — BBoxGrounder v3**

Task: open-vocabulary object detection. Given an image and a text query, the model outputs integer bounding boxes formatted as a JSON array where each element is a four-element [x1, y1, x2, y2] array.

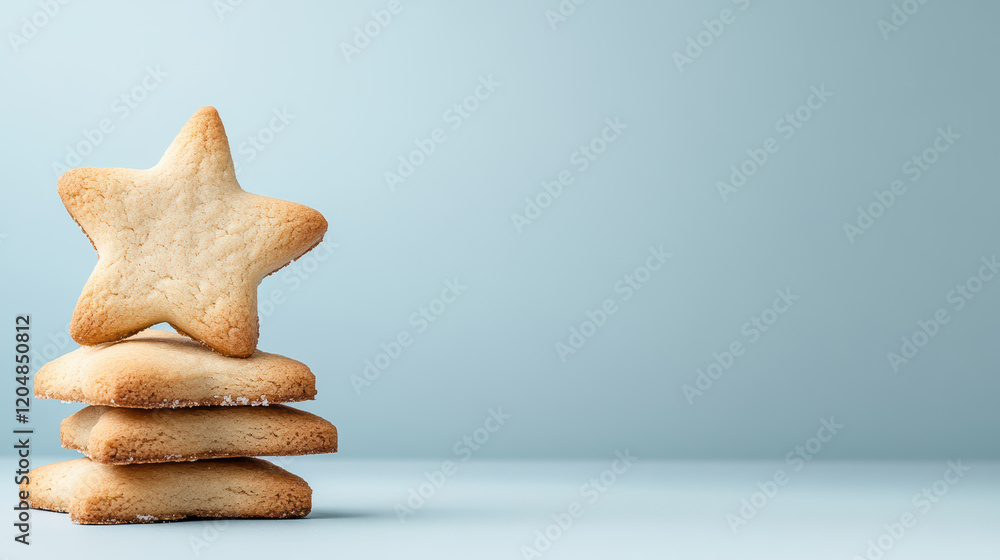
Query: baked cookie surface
[[63, 404, 337, 464], [58, 106, 328, 357], [35, 329, 316, 408], [21, 457, 311, 524]]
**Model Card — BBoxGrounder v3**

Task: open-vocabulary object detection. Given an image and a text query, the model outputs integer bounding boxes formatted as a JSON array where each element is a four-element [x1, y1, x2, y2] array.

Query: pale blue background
[[1, 0, 998, 461]]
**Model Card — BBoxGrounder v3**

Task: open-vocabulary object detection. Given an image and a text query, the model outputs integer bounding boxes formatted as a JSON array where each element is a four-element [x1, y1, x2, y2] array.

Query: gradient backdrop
[[1, 0, 998, 461]]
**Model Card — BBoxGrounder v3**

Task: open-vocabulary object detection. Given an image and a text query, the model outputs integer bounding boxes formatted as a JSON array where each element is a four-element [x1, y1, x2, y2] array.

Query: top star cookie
[[58, 107, 328, 357]]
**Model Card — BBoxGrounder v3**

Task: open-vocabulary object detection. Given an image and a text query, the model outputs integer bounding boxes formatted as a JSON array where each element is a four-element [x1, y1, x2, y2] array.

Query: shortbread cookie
[[21, 457, 310, 524], [57, 106, 328, 357], [63, 404, 337, 464], [35, 329, 316, 408]]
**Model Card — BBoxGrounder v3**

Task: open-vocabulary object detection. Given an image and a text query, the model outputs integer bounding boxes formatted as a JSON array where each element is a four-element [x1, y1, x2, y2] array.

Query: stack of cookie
[[23, 107, 337, 524]]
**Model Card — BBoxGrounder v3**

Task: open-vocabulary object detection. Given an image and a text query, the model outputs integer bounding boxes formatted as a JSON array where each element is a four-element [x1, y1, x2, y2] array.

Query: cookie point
[[56, 167, 79, 184], [299, 209, 329, 245], [56, 166, 92, 193], [314, 210, 330, 235], [195, 105, 219, 116], [181, 106, 224, 132], [68, 316, 87, 344]]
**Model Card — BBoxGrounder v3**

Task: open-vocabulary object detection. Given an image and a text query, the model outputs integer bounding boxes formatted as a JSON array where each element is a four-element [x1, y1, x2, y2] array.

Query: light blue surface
[[1, 1, 999, 460], [7, 457, 1000, 559]]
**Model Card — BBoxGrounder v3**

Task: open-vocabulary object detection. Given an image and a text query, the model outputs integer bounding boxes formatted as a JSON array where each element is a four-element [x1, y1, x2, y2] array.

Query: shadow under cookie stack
[[22, 106, 337, 524]]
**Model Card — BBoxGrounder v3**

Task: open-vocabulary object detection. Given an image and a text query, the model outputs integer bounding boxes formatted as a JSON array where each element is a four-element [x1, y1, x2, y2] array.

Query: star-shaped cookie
[[58, 107, 328, 357]]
